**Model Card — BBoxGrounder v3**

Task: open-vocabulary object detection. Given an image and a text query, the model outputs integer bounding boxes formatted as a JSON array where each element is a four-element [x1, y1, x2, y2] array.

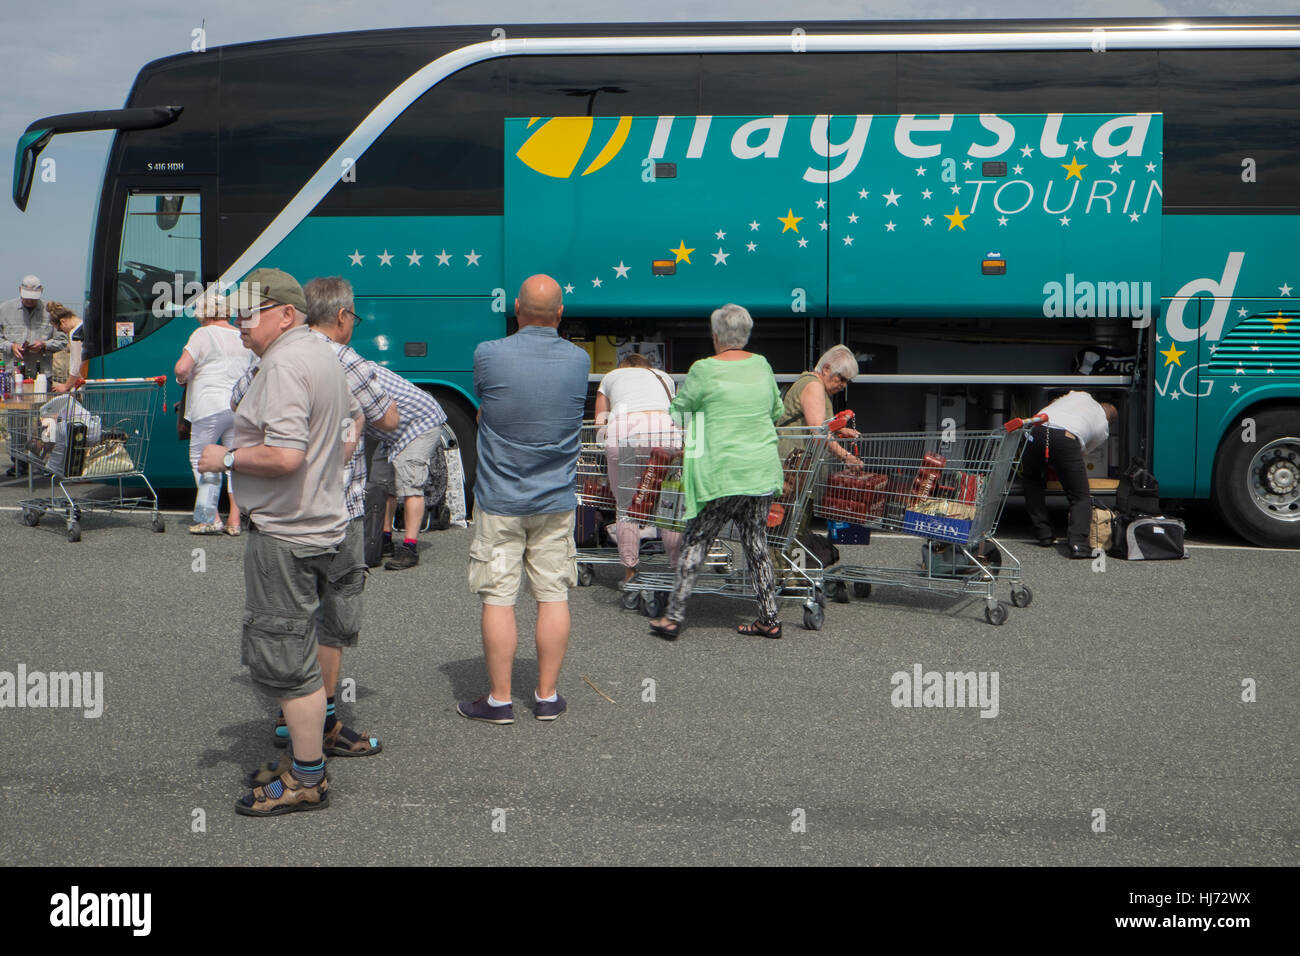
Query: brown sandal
[[324, 722, 383, 757], [737, 619, 783, 639]]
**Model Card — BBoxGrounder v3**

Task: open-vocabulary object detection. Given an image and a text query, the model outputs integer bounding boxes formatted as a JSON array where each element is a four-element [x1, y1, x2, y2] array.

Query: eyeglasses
[[344, 309, 362, 324]]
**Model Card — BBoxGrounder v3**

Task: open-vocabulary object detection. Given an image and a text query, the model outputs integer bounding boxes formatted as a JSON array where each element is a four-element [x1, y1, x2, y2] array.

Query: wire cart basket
[[574, 420, 687, 611], [620, 414, 847, 630], [815, 415, 1046, 625], [5, 378, 168, 541]]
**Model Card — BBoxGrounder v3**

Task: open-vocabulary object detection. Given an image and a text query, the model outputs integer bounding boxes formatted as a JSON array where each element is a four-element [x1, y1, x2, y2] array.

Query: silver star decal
[[746, 241, 757, 252], [591, 276, 602, 288], [848, 212, 859, 224], [1109, 161, 1122, 174], [378, 250, 393, 266], [843, 235, 854, 246], [1130, 213, 1141, 222], [749, 220, 760, 231], [1280, 283, 1293, 296], [1012, 165, 1023, 175], [1230, 382, 1241, 393], [921, 188, 933, 199], [883, 189, 901, 206], [715, 229, 726, 240], [950, 184, 961, 194], [816, 197, 827, 208], [465, 250, 481, 266], [406, 250, 422, 266], [884, 221, 896, 232], [348, 250, 365, 266], [922, 215, 934, 226], [961, 159, 973, 170], [797, 237, 808, 248], [1145, 162, 1157, 173], [1059, 216, 1071, 226], [1073, 137, 1088, 150], [997, 216, 1008, 226], [563, 283, 575, 295], [1020, 145, 1034, 157], [435, 250, 452, 266], [613, 262, 630, 278], [1238, 308, 1248, 317], [712, 249, 729, 265]]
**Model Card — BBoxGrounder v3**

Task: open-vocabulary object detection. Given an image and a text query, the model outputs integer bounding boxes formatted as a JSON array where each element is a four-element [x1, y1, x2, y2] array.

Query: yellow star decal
[[778, 209, 803, 233], [1061, 154, 1087, 180], [670, 241, 694, 264], [1160, 343, 1186, 367], [1269, 311, 1291, 333], [944, 206, 969, 231]]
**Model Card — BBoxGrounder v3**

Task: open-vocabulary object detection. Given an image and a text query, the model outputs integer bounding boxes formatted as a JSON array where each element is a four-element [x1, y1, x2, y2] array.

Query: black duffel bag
[[1109, 513, 1188, 560], [1116, 458, 1161, 515]]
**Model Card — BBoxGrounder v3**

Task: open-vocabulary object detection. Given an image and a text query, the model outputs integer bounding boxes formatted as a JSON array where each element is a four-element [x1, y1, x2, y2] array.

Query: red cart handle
[[1004, 413, 1048, 432]]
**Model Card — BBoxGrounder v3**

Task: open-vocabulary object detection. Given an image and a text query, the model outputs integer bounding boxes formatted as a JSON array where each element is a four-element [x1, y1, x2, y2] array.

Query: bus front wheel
[[1212, 407, 1300, 548]]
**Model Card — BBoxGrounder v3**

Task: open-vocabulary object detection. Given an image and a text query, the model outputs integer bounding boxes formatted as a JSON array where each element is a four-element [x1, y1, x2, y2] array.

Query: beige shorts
[[468, 510, 578, 606]]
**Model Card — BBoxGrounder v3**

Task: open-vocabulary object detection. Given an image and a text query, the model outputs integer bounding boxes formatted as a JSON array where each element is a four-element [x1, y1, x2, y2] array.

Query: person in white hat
[[1, 275, 65, 477]]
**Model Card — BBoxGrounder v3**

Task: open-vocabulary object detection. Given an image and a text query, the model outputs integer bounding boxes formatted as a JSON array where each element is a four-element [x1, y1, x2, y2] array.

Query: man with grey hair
[[198, 267, 363, 816], [1, 275, 63, 476]]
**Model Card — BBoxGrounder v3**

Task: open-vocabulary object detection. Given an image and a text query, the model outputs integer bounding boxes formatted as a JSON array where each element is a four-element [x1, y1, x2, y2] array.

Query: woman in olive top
[[778, 344, 862, 467], [648, 304, 785, 640]]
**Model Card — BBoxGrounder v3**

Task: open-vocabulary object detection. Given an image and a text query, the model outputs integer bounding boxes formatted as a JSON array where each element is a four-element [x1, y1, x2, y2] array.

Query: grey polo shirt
[[473, 325, 589, 516], [231, 324, 359, 547]]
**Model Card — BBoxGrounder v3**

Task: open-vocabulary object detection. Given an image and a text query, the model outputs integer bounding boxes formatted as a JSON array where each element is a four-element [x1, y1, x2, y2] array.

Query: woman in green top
[[648, 304, 785, 640]]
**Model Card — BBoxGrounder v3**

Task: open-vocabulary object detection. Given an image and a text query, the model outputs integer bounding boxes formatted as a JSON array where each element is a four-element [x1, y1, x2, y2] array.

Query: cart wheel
[[814, 587, 827, 609], [829, 581, 850, 604], [640, 591, 667, 618], [1010, 585, 1032, 608], [577, 563, 595, 587], [151, 514, 166, 534], [852, 582, 872, 600], [21, 508, 39, 527], [66, 520, 81, 543], [984, 602, 1009, 626], [802, 603, 825, 631], [621, 588, 642, 610]]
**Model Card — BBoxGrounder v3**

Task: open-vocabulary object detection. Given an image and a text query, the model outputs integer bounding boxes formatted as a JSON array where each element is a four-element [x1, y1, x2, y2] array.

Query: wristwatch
[[223, 450, 236, 472]]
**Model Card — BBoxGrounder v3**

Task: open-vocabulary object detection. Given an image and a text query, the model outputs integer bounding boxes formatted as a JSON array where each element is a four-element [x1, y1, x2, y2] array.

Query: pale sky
[[2, 0, 1296, 307]]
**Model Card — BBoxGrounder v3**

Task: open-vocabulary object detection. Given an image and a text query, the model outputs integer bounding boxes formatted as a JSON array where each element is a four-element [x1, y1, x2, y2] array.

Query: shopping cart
[[7, 378, 168, 541], [574, 421, 683, 609], [621, 413, 848, 630], [815, 415, 1046, 625]]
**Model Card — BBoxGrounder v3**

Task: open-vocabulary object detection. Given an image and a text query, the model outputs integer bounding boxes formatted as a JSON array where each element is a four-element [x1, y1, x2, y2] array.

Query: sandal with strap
[[737, 619, 783, 639], [324, 722, 383, 757], [649, 619, 686, 641], [247, 753, 292, 788], [235, 769, 330, 817]]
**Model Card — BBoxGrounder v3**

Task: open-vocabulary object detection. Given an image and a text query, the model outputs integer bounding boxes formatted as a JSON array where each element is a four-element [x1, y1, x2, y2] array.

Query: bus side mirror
[[11, 128, 53, 212], [156, 195, 184, 230]]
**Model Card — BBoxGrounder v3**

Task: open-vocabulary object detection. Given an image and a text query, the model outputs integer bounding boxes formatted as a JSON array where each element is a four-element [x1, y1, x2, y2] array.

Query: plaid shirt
[[229, 331, 395, 521], [365, 363, 447, 460]]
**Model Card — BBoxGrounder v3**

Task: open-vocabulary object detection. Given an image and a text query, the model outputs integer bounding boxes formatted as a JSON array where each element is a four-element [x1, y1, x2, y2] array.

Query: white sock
[[535, 690, 558, 703], [487, 694, 511, 708]]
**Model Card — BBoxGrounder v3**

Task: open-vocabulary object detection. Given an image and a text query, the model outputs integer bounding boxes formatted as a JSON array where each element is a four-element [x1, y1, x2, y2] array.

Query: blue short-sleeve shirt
[[473, 325, 590, 516]]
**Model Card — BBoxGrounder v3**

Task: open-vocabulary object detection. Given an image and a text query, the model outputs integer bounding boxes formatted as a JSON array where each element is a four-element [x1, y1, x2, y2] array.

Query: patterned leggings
[[666, 494, 779, 626]]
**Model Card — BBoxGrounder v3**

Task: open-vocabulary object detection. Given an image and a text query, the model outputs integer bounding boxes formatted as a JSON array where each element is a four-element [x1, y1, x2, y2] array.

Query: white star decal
[[922, 215, 934, 226], [348, 250, 365, 266], [465, 250, 481, 266], [1230, 382, 1242, 393], [961, 159, 973, 170], [613, 262, 630, 278], [435, 250, 452, 266], [843, 235, 854, 246], [797, 237, 808, 248], [563, 283, 575, 295], [746, 241, 757, 252], [1059, 216, 1071, 226], [406, 249, 423, 266], [715, 229, 726, 240], [378, 250, 393, 266], [921, 188, 933, 199], [712, 249, 729, 265], [1206, 342, 1214, 352], [1109, 161, 1122, 174], [1280, 283, 1292, 296], [749, 220, 760, 231], [1156, 335, 1163, 343], [1012, 164, 1023, 175], [1130, 213, 1141, 222], [1170, 391, 1179, 400], [591, 276, 602, 288], [1146, 162, 1157, 173], [819, 220, 828, 231], [915, 166, 926, 176], [1251, 344, 1260, 352], [997, 216, 1008, 226], [857, 189, 869, 199], [1020, 145, 1034, 157], [1235, 366, 1245, 374], [1073, 137, 1088, 150], [883, 189, 901, 206], [885, 221, 896, 232], [816, 197, 827, 208], [848, 212, 859, 224], [950, 184, 961, 195], [1238, 307, 1248, 317]]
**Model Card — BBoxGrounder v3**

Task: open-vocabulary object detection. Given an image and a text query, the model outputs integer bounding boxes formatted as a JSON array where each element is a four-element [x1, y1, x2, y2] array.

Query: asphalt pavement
[[0, 475, 1295, 866]]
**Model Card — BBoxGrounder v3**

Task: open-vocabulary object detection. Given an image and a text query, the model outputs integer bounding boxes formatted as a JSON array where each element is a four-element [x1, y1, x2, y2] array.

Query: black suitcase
[[362, 481, 387, 568]]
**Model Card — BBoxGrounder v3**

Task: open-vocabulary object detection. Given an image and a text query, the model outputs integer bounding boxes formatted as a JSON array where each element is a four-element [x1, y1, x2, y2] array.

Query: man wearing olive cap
[[197, 268, 363, 817]]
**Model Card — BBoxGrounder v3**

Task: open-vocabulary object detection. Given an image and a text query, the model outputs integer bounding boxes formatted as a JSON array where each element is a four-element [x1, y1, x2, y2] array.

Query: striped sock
[[291, 756, 326, 787], [324, 697, 338, 733]]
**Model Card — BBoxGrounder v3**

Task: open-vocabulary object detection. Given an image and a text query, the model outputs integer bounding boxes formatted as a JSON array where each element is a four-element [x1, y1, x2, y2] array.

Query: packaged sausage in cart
[[628, 446, 678, 521]]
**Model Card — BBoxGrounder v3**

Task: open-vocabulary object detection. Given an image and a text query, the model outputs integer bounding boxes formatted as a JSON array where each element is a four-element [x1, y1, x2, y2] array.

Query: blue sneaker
[[457, 696, 514, 724], [534, 694, 567, 721]]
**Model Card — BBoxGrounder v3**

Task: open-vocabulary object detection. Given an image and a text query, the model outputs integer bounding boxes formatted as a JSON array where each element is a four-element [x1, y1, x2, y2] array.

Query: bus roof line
[[213, 27, 1300, 296]]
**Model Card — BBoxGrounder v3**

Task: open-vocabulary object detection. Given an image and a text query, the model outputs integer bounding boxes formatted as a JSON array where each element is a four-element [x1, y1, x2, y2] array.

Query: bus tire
[[434, 393, 477, 516], [1212, 406, 1300, 547]]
